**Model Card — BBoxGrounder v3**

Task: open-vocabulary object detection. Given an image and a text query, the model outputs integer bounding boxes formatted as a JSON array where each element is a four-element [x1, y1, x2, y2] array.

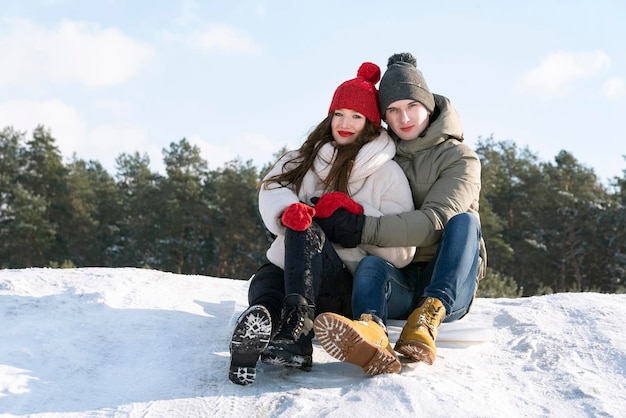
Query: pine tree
[[18, 126, 72, 265], [115, 151, 163, 268], [0, 127, 55, 266], [159, 138, 211, 274], [66, 157, 122, 266], [209, 158, 271, 280], [540, 151, 610, 291]]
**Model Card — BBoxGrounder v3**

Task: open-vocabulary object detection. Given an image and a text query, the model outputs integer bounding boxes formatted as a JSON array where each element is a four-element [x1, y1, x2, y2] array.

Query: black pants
[[248, 223, 353, 330]]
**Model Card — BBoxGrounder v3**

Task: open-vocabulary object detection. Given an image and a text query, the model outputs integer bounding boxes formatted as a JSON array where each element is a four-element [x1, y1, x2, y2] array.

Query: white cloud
[[93, 99, 133, 115], [0, 18, 154, 88], [175, 0, 202, 25], [188, 132, 280, 169], [188, 134, 238, 168], [84, 125, 148, 159], [0, 99, 87, 149], [158, 23, 260, 56], [0, 99, 147, 172], [239, 132, 282, 157], [603, 77, 626, 99], [191, 25, 260, 55], [515, 51, 611, 97]]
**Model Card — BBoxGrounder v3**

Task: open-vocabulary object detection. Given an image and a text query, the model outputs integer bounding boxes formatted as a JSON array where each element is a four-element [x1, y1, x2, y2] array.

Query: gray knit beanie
[[378, 52, 435, 116]]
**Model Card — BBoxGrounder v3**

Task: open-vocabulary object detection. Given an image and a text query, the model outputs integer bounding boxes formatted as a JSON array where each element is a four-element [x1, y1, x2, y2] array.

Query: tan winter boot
[[394, 297, 445, 365], [314, 313, 401, 375]]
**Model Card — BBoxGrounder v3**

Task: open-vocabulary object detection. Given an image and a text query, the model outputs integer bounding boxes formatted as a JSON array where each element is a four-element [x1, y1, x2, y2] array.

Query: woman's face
[[384, 99, 430, 141], [331, 109, 367, 145]]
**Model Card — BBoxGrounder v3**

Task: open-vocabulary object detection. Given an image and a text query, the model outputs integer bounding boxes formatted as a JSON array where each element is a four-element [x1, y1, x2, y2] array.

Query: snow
[[1, 268, 624, 418]]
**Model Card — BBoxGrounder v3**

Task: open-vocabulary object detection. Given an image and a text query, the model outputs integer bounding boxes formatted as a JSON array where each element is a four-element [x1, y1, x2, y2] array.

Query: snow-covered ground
[[0, 268, 624, 417]]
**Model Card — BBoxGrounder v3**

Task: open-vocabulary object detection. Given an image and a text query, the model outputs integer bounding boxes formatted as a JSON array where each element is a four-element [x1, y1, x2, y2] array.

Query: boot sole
[[314, 313, 401, 375], [395, 340, 436, 365], [260, 347, 312, 369], [229, 306, 272, 385]]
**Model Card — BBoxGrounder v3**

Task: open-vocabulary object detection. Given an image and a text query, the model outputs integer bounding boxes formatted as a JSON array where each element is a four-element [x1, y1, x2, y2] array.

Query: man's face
[[384, 99, 430, 141]]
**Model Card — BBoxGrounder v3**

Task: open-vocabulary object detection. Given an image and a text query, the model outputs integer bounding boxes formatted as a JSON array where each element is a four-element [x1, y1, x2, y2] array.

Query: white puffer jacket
[[259, 130, 416, 274]]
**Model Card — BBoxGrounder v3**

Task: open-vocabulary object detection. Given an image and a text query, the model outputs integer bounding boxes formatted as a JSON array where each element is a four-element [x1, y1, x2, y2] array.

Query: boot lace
[[417, 299, 444, 338], [275, 304, 312, 341]]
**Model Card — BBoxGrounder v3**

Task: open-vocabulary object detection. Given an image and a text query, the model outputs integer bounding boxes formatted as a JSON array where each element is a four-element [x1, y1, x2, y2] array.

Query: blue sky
[[1, 0, 624, 186]]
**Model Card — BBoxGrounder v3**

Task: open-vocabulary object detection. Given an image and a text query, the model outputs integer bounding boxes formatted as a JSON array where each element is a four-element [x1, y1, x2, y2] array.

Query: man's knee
[[447, 213, 481, 239], [354, 256, 391, 288]]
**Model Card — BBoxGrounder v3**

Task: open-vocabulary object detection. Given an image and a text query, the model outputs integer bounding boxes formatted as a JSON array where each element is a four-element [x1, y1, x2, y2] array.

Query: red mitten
[[313, 191, 364, 218], [281, 202, 316, 231]]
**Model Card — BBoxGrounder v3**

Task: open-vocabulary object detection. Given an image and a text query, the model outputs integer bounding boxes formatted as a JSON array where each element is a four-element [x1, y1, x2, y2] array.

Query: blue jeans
[[352, 212, 481, 324]]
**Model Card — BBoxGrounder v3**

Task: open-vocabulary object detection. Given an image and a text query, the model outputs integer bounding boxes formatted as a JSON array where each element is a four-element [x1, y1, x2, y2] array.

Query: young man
[[314, 52, 487, 375]]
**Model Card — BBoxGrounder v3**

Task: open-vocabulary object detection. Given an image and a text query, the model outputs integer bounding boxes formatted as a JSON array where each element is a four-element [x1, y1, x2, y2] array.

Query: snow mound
[[0, 268, 624, 417]]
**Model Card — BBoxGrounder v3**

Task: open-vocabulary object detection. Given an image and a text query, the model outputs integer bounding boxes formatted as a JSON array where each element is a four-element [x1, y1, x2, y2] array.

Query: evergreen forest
[[1, 125, 625, 297]]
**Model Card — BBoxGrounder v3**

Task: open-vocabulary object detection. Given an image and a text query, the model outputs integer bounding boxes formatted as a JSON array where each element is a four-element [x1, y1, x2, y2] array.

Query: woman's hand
[[281, 202, 316, 231]]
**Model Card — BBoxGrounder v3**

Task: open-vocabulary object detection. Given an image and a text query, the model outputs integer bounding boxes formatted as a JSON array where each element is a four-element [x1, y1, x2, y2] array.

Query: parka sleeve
[[361, 147, 481, 248], [357, 161, 416, 267]]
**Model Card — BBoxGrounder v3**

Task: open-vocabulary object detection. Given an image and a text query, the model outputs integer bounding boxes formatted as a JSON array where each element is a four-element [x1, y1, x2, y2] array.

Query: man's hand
[[314, 208, 364, 248], [311, 191, 364, 218]]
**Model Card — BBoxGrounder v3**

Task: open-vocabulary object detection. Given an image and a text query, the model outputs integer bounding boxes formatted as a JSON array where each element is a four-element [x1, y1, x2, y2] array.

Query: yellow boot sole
[[314, 313, 401, 375], [395, 340, 436, 365]]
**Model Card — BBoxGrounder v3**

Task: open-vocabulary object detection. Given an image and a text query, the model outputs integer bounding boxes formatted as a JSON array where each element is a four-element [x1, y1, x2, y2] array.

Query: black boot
[[261, 294, 315, 368], [228, 305, 272, 385]]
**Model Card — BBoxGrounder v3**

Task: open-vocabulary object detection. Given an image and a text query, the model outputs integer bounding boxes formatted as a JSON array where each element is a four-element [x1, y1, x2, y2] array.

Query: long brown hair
[[261, 114, 382, 195]]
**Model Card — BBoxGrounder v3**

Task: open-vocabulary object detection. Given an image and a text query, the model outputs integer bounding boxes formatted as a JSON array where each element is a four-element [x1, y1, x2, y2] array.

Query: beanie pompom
[[357, 62, 381, 84], [387, 52, 417, 68], [328, 62, 382, 128]]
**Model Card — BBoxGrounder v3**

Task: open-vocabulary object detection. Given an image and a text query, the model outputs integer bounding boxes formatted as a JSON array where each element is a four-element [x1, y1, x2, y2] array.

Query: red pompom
[[357, 62, 381, 84]]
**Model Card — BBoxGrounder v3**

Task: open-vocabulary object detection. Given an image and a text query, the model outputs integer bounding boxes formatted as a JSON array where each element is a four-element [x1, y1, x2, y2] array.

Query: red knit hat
[[328, 62, 381, 128]]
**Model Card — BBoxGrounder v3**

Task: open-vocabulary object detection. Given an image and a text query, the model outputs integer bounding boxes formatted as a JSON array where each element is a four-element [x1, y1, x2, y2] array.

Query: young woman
[[228, 62, 415, 385]]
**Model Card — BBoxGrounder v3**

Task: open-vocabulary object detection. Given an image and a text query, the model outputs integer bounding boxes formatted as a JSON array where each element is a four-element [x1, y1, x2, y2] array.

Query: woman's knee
[[248, 263, 284, 303]]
